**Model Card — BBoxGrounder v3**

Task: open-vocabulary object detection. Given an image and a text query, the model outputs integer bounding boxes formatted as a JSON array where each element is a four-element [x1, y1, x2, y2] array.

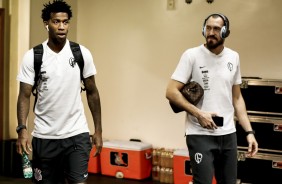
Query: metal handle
[[240, 80, 248, 89], [275, 86, 282, 94], [274, 124, 282, 132], [237, 151, 246, 161], [273, 161, 282, 169]]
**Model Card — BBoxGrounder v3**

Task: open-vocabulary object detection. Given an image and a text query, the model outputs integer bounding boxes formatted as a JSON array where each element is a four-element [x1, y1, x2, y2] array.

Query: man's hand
[[16, 129, 32, 155], [246, 134, 258, 157], [91, 132, 103, 157], [197, 111, 219, 130]]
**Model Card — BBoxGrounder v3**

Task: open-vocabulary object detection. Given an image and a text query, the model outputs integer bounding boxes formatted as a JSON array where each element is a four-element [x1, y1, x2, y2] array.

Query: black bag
[[169, 81, 204, 113]]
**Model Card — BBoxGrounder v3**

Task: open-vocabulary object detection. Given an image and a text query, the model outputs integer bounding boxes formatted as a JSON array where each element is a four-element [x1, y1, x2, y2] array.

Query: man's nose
[[58, 22, 65, 29]]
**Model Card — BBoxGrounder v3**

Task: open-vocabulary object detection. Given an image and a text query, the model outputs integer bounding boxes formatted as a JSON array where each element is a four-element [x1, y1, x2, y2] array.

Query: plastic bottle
[[152, 165, 160, 181], [22, 151, 33, 178]]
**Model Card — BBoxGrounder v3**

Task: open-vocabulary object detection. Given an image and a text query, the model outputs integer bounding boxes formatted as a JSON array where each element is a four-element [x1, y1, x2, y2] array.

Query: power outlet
[[167, 0, 175, 10]]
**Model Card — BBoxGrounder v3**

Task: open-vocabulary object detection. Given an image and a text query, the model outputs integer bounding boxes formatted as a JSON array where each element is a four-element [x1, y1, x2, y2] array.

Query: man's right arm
[[166, 79, 202, 117], [16, 82, 33, 155]]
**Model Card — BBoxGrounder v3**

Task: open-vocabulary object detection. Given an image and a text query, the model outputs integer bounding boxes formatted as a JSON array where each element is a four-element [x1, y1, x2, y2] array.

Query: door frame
[[0, 8, 5, 140]]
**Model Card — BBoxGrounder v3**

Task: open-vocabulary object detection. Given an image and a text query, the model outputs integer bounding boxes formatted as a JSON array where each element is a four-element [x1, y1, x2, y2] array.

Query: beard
[[206, 36, 224, 50]]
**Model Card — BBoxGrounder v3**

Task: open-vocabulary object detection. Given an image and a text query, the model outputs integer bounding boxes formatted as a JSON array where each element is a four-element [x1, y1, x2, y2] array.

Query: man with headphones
[[166, 13, 258, 184]]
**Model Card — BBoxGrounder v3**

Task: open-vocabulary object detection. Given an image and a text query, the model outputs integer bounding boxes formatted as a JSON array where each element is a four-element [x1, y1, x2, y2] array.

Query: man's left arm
[[84, 75, 102, 156], [232, 84, 258, 157]]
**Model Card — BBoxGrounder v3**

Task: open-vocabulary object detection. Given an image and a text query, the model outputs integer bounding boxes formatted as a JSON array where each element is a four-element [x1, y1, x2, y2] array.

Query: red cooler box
[[88, 146, 101, 173], [173, 149, 216, 184], [100, 140, 152, 180], [173, 149, 193, 184]]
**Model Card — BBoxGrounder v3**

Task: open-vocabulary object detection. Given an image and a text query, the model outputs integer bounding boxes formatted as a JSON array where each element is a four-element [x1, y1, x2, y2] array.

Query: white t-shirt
[[171, 44, 242, 136], [17, 40, 97, 139]]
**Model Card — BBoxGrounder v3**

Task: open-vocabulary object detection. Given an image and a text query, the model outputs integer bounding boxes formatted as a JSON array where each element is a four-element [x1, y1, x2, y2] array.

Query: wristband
[[246, 130, 255, 136], [16, 124, 27, 133]]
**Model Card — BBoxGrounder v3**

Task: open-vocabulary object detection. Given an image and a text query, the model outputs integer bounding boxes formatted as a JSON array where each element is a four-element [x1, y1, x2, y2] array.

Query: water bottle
[[22, 151, 33, 178]]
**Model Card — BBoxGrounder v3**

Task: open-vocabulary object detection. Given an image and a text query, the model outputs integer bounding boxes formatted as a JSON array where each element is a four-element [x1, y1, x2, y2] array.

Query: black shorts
[[186, 133, 237, 184], [32, 133, 92, 184]]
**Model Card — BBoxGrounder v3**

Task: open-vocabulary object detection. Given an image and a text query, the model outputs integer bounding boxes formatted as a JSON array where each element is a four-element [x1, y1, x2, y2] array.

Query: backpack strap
[[69, 41, 85, 91], [32, 44, 43, 111], [32, 44, 43, 96]]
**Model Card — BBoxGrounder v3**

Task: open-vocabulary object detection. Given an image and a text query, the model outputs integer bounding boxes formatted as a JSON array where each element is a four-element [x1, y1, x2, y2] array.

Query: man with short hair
[[16, 1, 102, 183], [166, 13, 258, 184]]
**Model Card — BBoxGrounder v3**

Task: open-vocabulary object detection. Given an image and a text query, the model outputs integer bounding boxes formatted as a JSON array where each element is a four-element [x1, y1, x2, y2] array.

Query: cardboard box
[[88, 146, 101, 173], [100, 140, 152, 180], [173, 149, 216, 184]]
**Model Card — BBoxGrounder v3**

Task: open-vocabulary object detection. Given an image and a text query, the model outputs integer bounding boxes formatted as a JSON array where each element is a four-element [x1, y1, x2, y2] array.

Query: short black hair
[[41, 0, 72, 21]]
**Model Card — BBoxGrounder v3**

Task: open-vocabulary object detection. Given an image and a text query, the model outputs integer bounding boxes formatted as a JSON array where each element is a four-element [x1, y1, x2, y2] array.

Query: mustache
[[207, 36, 217, 40]]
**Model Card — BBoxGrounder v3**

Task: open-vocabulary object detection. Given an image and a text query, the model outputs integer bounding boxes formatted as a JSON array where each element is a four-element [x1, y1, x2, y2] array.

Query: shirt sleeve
[[233, 52, 242, 85], [80, 45, 97, 78], [171, 50, 193, 84], [17, 49, 35, 86]]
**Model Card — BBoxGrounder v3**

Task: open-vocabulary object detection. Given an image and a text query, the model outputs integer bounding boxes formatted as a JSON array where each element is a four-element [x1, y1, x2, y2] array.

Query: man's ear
[[44, 22, 49, 31]]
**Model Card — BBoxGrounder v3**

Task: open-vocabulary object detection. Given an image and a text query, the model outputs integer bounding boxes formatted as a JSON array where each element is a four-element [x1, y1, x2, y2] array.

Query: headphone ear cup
[[220, 26, 226, 38], [202, 26, 206, 37], [220, 25, 230, 39]]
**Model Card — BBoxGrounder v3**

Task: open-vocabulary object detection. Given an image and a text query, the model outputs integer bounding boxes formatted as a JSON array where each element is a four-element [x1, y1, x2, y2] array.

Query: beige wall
[[5, 0, 282, 149], [1, 0, 30, 139]]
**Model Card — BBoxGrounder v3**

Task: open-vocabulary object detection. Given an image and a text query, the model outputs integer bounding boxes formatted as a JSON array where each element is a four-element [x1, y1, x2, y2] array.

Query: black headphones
[[202, 13, 230, 39]]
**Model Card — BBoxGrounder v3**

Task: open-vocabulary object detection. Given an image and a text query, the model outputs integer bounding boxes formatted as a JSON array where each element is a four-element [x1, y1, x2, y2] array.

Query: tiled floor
[[0, 174, 159, 184]]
